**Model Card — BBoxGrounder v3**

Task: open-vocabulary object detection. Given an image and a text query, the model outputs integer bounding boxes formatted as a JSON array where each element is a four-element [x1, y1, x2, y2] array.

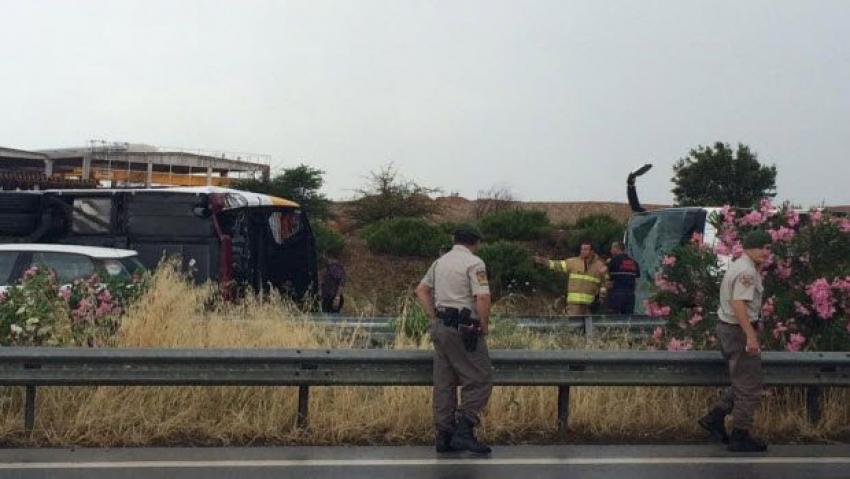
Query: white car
[[0, 244, 145, 291]]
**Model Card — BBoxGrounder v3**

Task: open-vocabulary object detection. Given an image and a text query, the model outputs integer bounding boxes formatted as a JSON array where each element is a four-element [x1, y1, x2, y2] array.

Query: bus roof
[[31, 186, 301, 209]]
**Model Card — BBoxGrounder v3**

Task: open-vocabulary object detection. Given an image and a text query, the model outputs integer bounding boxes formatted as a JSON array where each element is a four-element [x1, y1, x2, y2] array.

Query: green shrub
[[350, 164, 440, 225], [312, 221, 345, 260], [363, 218, 450, 257], [477, 241, 558, 296], [479, 209, 551, 241], [565, 214, 625, 255]]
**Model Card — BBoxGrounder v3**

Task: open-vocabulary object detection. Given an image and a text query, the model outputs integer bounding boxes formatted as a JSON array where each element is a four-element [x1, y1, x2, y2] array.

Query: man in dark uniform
[[415, 224, 493, 455], [606, 241, 639, 314], [698, 229, 772, 452]]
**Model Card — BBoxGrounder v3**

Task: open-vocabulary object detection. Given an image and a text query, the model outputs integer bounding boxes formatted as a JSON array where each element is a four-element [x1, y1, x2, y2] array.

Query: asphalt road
[[2, 445, 850, 479]]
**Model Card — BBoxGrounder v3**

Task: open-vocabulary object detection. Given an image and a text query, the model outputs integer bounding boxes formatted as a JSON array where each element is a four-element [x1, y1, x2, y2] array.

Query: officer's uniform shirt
[[717, 253, 763, 324], [420, 245, 490, 318]]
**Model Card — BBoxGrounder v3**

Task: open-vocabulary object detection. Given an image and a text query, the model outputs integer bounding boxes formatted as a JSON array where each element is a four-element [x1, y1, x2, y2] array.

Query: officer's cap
[[742, 229, 772, 249], [453, 223, 482, 241]]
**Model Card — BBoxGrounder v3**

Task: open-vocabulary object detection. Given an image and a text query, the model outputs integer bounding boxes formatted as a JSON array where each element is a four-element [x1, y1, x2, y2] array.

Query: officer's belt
[[436, 307, 470, 327]]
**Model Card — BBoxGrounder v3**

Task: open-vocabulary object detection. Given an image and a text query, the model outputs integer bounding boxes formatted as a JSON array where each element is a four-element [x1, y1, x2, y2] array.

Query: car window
[[0, 252, 19, 284], [120, 256, 146, 275], [31, 252, 95, 284], [100, 259, 129, 277]]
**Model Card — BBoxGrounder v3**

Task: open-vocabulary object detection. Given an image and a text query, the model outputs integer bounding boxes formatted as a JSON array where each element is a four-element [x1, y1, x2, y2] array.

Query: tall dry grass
[[1, 265, 848, 446]]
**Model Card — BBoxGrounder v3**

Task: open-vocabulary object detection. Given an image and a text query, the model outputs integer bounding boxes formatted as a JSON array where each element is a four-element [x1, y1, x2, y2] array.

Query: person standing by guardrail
[[415, 224, 493, 455], [699, 229, 772, 452], [534, 240, 607, 315], [606, 241, 639, 314]]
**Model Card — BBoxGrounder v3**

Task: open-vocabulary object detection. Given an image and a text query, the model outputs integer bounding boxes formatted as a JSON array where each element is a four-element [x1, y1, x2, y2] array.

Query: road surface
[[2, 444, 849, 478]]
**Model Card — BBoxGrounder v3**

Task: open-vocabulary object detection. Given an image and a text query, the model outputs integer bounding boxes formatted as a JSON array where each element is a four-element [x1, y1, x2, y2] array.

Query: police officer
[[606, 241, 640, 314], [415, 224, 493, 455], [699, 229, 772, 452]]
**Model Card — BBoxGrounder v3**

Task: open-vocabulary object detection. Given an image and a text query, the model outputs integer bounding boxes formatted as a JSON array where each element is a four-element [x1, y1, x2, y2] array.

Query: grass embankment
[[1, 266, 848, 446]]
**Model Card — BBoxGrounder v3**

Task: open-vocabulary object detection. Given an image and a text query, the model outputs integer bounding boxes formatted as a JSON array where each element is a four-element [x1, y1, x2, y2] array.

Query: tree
[[235, 164, 331, 220], [671, 142, 777, 208], [349, 163, 440, 225]]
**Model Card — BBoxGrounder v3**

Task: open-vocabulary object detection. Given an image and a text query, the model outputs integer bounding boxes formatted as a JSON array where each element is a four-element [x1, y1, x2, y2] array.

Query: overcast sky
[[1, 0, 848, 205]]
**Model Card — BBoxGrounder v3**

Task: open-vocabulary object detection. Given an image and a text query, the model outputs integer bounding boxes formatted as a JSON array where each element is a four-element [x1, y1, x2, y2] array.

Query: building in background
[[0, 141, 270, 190]]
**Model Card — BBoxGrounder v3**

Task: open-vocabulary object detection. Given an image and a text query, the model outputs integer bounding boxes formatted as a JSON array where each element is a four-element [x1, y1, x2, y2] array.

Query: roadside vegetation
[[0, 263, 848, 447]]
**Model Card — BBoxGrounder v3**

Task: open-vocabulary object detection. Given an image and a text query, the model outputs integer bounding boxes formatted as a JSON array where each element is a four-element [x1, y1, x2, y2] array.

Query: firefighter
[[534, 240, 607, 315]]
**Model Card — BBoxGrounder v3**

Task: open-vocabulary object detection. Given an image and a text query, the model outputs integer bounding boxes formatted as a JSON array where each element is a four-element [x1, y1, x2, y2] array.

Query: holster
[[458, 309, 480, 353]]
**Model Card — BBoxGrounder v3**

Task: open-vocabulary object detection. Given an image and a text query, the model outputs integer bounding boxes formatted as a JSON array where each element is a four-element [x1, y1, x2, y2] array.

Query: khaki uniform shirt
[[420, 245, 490, 318], [718, 253, 763, 324]]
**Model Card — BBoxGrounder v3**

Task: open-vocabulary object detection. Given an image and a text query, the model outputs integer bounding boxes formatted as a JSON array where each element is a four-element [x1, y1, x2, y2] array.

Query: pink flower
[[95, 301, 114, 318], [772, 321, 788, 339], [645, 301, 672, 318], [806, 278, 836, 319], [23, 265, 39, 280], [761, 297, 775, 319], [662, 255, 677, 267], [786, 332, 806, 352], [775, 260, 793, 280], [785, 209, 800, 228], [652, 327, 664, 341], [58, 288, 72, 302], [654, 274, 682, 294], [720, 205, 736, 224], [731, 242, 744, 258], [739, 210, 766, 226], [691, 232, 704, 245], [832, 277, 850, 293], [759, 198, 775, 215], [768, 226, 795, 242], [839, 218, 850, 233], [794, 301, 811, 316], [667, 337, 694, 352], [688, 312, 703, 326]]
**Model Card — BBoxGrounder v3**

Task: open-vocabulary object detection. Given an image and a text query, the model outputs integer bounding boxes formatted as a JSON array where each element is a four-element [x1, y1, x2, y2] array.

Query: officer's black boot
[[435, 429, 458, 453], [698, 407, 729, 444], [728, 428, 768, 452], [449, 417, 491, 455]]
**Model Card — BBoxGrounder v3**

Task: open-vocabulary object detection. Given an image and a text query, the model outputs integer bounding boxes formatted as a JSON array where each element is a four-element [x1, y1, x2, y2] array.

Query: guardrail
[[308, 314, 665, 343], [3, 347, 848, 439]]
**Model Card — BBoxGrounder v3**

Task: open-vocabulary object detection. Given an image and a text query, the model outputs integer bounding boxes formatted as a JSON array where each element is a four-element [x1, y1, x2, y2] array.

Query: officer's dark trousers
[[712, 322, 763, 430], [606, 291, 635, 315], [431, 321, 493, 433]]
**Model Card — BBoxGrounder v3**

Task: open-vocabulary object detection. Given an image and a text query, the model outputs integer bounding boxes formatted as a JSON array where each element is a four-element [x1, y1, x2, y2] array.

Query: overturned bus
[[0, 187, 318, 299], [623, 165, 722, 313]]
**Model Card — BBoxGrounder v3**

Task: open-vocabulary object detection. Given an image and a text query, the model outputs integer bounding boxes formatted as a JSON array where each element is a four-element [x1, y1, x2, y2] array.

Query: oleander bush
[[647, 200, 850, 352]]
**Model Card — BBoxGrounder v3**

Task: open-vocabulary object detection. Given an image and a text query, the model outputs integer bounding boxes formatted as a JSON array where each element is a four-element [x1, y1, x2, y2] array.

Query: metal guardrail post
[[557, 385, 570, 441], [24, 385, 36, 433], [583, 316, 594, 339], [806, 386, 822, 425], [297, 385, 310, 429]]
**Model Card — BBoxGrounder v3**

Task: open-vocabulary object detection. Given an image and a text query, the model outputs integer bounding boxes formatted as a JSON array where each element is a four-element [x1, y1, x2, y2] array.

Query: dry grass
[[1, 266, 848, 447]]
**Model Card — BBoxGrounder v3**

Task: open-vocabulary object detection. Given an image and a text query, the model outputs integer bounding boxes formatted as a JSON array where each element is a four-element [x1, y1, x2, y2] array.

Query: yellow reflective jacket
[[548, 255, 607, 305]]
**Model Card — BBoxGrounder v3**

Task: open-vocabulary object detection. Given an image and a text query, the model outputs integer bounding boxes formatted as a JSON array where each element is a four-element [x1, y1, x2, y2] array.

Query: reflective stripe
[[567, 292, 595, 304], [571, 273, 601, 284], [549, 260, 569, 272]]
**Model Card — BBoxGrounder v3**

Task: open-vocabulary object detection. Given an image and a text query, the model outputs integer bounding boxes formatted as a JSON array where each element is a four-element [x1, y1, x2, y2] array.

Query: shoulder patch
[[476, 269, 489, 285], [739, 274, 754, 288]]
